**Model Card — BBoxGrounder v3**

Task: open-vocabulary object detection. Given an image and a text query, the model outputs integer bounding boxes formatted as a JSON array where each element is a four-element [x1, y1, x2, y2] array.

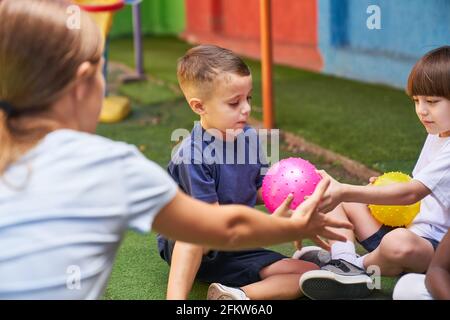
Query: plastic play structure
[[73, 0, 145, 123]]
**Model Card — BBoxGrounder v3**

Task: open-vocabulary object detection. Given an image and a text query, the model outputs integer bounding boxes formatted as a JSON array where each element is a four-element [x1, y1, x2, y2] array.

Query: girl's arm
[[425, 231, 450, 300], [317, 171, 431, 213], [153, 178, 353, 251]]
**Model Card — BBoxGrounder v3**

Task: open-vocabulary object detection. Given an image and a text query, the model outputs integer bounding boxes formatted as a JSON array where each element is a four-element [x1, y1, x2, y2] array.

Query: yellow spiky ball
[[368, 172, 421, 227]]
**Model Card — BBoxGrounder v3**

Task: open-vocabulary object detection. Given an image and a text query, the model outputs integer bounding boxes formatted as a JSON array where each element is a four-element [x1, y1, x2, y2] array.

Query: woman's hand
[[272, 195, 324, 250], [272, 194, 294, 217], [291, 177, 353, 251]]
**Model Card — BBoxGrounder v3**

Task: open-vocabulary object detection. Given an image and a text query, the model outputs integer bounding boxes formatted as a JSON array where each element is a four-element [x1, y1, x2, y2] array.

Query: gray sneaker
[[207, 283, 249, 300], [292, 246, 331, 268], [299, 259, 374, 300]]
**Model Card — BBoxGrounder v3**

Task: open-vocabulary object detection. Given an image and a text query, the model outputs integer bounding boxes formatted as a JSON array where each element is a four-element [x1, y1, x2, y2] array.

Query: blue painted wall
[[319, 0, 450, 88]]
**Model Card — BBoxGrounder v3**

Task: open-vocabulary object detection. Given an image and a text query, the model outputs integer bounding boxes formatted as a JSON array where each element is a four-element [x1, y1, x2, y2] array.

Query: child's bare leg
[[323, 203, 381, 268], [242, 274, 303, 299], [258, 258, 319, 278], [242, 259, 318, 300], [363, 228, 434, 276], [327, 202, 382, 244], [340, 202, 383, 241], [329, 203, 434, 275], [325, 204, 357, 243]]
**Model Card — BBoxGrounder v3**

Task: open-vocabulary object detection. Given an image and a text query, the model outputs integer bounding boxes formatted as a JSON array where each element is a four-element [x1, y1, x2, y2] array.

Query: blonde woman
[[0, 0, 351, 299]]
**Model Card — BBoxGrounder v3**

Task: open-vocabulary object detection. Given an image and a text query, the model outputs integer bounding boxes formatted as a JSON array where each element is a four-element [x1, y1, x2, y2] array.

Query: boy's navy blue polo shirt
[[167, 121, 268, 206], [157, 122, 286, 287]]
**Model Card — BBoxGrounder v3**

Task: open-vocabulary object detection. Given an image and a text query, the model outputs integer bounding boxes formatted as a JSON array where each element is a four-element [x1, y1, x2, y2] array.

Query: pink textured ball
[[262, 157, 322, 213]]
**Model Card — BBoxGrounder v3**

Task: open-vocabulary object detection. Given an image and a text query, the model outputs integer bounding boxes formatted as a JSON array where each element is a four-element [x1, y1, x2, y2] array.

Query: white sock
[[331, 241, 357, 265], [354, 254, 367, 270]]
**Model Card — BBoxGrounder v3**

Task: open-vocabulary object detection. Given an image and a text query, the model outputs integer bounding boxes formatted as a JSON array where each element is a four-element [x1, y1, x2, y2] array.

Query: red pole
[[260, 0, 274, 129], [211, 0, 223, 33]]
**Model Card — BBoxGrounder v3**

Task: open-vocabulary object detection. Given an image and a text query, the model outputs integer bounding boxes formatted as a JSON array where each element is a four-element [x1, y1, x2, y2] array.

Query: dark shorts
[[157, 237, 286, 287], [359, 225, 440, 253]]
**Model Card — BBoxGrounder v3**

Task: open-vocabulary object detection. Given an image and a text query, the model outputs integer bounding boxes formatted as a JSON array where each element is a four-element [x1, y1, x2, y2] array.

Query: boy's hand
[[368, 176, 378, 185], [291, 177, 353, 250], [294, 240, 302, 250], [315, 170, 345, 213]]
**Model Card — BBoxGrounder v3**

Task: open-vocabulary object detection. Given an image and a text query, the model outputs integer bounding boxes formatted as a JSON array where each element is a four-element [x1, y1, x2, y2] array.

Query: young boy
[[296, 46, 450, 300], [157, 45, 320, 300]]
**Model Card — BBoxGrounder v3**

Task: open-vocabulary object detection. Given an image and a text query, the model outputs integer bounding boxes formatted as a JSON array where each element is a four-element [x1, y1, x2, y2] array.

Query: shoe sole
[[207, 283, 235, 300], [300, 270, 373, 300], [292, 246, 324, 259]]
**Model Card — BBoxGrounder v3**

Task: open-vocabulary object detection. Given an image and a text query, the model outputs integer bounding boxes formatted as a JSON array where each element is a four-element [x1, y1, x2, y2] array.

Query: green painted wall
[[110, 0, 186, 37]]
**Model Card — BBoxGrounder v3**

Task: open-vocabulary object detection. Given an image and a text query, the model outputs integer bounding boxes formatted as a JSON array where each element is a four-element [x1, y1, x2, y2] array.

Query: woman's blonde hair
[[0, 0, 103, 174]]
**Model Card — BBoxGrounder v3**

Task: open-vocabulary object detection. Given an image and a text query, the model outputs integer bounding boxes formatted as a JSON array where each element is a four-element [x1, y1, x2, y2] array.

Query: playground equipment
[[74, 0, 125, 36], [74, 0, 144, 123], [123, 0, 146, 82], [260, 0, 274, 129]]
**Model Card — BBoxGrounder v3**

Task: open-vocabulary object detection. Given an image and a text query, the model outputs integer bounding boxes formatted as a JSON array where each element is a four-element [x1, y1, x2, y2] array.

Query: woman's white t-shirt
[[410, 134, 450, 242], [0, 130, 177, 299]]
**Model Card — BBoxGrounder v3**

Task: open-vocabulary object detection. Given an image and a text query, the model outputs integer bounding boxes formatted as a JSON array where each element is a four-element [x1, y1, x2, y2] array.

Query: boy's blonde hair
[[0, 0, 103, 174], [177, 45, 251, 99], [407, 46, 450, 100]]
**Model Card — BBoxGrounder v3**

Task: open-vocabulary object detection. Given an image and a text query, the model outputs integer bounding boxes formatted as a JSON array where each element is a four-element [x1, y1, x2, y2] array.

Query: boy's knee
[[341, 202, 371, 220], [379, 229, 417, 261], [342, 202, 368, 212]]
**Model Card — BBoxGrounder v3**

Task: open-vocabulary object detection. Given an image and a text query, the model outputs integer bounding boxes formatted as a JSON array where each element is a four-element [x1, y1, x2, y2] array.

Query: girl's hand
[[368, 176, 378, 185]]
